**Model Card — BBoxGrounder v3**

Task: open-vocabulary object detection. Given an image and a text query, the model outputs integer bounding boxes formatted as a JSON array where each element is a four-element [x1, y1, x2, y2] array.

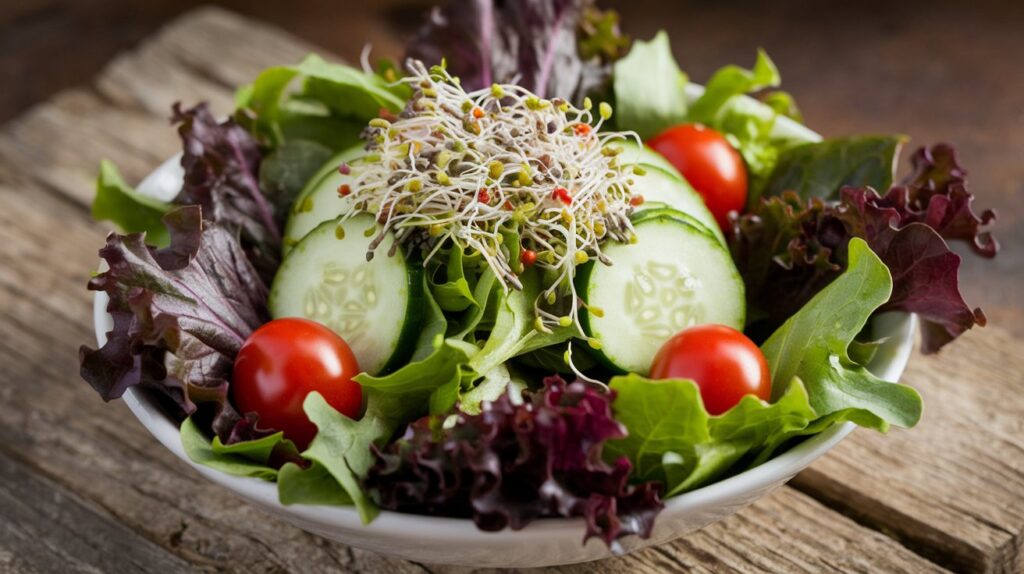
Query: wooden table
[[0, 8, 1021, 573]]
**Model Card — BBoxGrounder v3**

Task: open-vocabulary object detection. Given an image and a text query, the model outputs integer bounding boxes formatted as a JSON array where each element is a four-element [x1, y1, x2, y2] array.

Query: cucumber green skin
[[576, 212, 742, 374], [618, 140, 681, 177], [633, 163, 727, 246], [378, 255, 426, 376], [631, 205, 719, 242], [269, 216, 425, 376], [282, 146, 365, 256], [297, 145, 364, 204], [574, 259, 623, 374]]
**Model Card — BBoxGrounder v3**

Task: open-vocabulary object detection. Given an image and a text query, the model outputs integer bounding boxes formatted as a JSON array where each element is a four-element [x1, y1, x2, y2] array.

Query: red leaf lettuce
[[173, 103, 281, 282], [731, 144, 997, 353], [79, 206, 271, 441], [364, 375, 663, 550], [405, 0, 629, 103]]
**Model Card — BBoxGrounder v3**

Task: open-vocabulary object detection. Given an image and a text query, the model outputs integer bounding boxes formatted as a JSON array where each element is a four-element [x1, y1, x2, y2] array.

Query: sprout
[[341, 59, 641, 335]]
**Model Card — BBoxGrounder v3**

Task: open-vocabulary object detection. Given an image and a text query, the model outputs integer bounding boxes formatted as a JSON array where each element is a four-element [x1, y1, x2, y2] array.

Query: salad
[[79, 0, 998, 550]]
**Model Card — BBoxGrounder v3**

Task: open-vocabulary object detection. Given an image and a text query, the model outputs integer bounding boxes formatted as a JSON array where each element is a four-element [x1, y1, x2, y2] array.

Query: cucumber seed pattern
[[625, 260, 702, 338], [302, 261, 378, 341]]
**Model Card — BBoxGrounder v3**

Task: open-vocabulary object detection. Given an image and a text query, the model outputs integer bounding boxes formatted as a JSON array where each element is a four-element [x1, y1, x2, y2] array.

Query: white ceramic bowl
[[92, 89, 916, 567]]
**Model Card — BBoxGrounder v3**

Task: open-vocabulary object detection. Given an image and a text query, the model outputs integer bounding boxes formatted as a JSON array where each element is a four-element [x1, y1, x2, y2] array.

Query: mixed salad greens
[[79, 0, 997, 550]]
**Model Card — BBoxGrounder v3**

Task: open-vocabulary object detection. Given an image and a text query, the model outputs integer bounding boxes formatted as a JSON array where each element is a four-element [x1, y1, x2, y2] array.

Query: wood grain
[[0, 6, 1020, 573], [0, 449, 192, 574], [792, 328, 1024, 574]]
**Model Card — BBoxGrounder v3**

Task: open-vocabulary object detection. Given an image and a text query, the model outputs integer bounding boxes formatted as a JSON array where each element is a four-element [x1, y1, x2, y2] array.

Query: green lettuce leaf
[[258, 139, 333, 217], [92, 160, 172, 246], [429, 246, 478, 313], [612, 31, 688, 140], [301, 392, 391, 522], [180, 417, 297, 481], [664, 379, 815, 495], [760, 238, 922, 431], [604, 375, 709, 482], [278, 461, 352, 506], [687, 49, 780, 123], [604, 375, 816, 496], [236, 54, 405, 149], [760, 135, 906, 202]]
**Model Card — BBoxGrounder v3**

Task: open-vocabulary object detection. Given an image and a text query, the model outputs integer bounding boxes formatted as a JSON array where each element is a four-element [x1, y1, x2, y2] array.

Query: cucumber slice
[[283, 146, 365, 255], [618, 140, 680, 177], [270, 214, 424, 375], [578, 214, 745, 375], [631, 206, 719, 244], [631, 164, 725, 246]]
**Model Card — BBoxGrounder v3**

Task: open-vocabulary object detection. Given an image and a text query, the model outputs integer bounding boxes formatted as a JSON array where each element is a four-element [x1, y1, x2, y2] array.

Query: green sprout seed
[[369, 118, 390, 129], [334, 224, 346, 240], [582, 97, 593, 110], [488, 161, 504, 179], [558, 316, 573, 327], [599, 102, 613, 120], [491, 84, 505, 98], [587, 338, 603, 350], [364, 226, 377, 238]]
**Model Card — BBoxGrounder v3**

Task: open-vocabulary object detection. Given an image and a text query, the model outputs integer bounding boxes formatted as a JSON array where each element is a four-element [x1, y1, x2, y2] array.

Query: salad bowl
[[92, 93, 917, 566]]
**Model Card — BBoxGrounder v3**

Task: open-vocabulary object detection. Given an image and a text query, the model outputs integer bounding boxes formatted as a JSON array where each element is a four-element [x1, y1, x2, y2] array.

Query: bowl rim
[[90, 84, 917, 541]]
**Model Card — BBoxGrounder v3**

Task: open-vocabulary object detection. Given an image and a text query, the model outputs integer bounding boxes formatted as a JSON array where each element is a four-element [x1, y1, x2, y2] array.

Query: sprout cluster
[[341, 59, 642, 335]]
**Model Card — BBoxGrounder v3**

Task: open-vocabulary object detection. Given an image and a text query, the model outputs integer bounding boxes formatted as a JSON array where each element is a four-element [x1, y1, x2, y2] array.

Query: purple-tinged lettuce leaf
[[364, 376, 663, 550], [731, 143, 996, 353], [405, 0, 628, 103], [172, 103, 280, 281], [79, 206, 270, 440], [729, 191, 846, 337], [840, 187, 986, 353], [878, 143, 998, 257]]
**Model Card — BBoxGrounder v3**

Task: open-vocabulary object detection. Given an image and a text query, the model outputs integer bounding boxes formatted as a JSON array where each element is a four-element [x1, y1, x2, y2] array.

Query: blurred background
[[2, 0, 1020, 333]]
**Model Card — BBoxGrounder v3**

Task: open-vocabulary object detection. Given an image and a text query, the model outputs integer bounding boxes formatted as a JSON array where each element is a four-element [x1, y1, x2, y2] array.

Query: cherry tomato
[[232, 318, 362, 449], [647, 124, 748, 229], [649, 324, 770, 415]]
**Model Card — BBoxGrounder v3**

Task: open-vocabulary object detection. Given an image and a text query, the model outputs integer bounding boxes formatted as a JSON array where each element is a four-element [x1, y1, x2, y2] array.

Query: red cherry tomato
[[647, 124, 748, 229], [232, 318, 362, 449], [649, 324, 770, 415]]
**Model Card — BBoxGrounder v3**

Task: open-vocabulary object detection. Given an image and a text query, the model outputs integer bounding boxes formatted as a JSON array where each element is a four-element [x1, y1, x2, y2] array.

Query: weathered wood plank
[[0, 7, 338, 211], [0, 448, 194, 574], [429, 487, 948, 574], [792, 328, 1024, 574]]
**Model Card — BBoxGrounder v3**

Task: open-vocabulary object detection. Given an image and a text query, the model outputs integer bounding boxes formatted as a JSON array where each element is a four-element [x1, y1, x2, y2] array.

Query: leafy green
[[612, 31, 688, 140], [92, 160, 172, 246], [429, 246, 477, 313], [760, 135, 906, 203], [258, 139, 333, 217], [604, 375, 816, 496], [278, 461, 353, 506], [301, 392, 390, 522], [604, 375, 709, 482], [687, 49, 780, 123], [760, 238, 922, 430], [180, 417, 295, 481], [467, 270, 574, 376], [665, 380, 815, 495], [236, 54, 405, 149]]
